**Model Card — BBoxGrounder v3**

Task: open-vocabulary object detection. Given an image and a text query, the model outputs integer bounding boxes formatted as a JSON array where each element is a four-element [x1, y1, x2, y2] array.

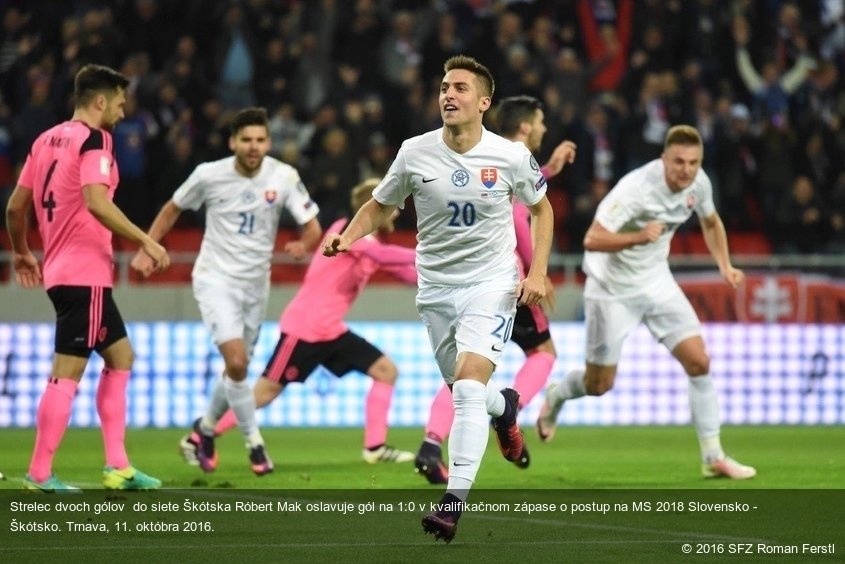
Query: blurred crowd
[[1, 0, 844, 253]]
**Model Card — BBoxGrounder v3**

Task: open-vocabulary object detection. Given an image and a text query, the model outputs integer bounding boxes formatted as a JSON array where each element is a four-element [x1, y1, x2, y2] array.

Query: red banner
[[679, 274, 845, 322]]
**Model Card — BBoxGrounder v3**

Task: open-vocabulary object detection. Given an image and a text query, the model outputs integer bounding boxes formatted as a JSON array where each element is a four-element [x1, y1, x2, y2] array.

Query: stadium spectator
[[163, 35, 212, 111], [112, 95, 157, 226], [537, 125, 756, 480], [323, 55, 553, 544], [308, 126, 360, 224], [714, 103, 762, 230], [11, 70, 56, 164], [421, 12, 465, 87], [568, 178, 610, 253], [6, 64, 169, 491], [550, 47, 592, 116], [826, 172, 845, 254], [732, 14, 815, 123], [571, 101, 622, 187], [756, 111, 800, 224], [191, 178, 417, 467], [131, 108, 322, 476], [414, 95, 577, 485], [380, 10, 422, 90], [330, 0, 385, 91], [214, 2, 258, 109], [773, 175, 828, 254], [577, 0, 634, 93], [254, 37, 295, 110]]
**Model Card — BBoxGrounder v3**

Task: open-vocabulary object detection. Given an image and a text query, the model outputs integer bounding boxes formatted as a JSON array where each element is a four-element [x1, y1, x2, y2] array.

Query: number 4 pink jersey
[[17, 120, 119, 289]]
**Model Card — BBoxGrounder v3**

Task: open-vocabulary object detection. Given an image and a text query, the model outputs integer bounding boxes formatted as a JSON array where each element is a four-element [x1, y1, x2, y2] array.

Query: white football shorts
[[583, 276, 701, 365], [416, 277, 518, 385], [192, 272, 270, 357]]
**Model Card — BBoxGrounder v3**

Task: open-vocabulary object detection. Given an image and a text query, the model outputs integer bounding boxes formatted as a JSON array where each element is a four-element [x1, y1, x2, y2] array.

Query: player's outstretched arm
[[323, 198, 396, 257], [130, 200, 182, 277], [583, 219, 664, 252], [83, 183, 171, 274], [5, 185, 42, 288], [699, 212, 744, 288]]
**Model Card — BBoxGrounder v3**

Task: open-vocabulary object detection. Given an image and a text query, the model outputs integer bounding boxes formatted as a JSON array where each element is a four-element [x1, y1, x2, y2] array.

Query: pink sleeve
[[540, 165, 551, 179], [354, 238, 418, 285], [18, 153, 34, 188], [513, 202, 533, 268], [80, 149, 112, 187]]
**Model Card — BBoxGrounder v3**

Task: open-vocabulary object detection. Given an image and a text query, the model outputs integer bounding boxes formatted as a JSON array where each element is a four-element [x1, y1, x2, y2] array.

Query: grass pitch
[[1, 426, 843, 563]]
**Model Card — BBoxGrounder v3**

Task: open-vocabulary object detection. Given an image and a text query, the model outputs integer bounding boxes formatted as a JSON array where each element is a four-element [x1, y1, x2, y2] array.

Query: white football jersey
[[373, 128, 547, 286], [583, 158, 716, 297], [172, 156, 319, 280]]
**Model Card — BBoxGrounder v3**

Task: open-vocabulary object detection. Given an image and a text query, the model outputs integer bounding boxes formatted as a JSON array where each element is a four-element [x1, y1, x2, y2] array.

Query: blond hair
[[664, 125, 702, 150], [350, 178, 381, 214]]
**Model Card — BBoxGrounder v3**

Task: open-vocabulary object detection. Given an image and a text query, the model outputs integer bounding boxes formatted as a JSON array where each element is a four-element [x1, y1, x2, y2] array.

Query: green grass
[[1, 426, 844, 563]]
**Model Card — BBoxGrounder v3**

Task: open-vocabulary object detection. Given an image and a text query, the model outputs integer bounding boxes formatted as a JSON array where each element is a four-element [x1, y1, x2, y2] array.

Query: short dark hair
[[494, 95, 542, 137], [443, 55, 495, 97], [73, 64, 129, 107], [230, 107, 269, 136]]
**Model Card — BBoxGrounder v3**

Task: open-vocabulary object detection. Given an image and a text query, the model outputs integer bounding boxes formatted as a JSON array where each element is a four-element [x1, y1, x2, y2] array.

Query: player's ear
[[228, 135, 236, 152], [479, 96, 491, 113]]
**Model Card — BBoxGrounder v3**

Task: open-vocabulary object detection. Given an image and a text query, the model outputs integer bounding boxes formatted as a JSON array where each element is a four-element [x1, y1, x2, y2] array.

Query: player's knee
[[535, 339, 556, 356], [369, 357, 398, 385], [102, 338, 134, 370], [683, 355, 710, 376], [585, 379, 613, 396], [225, 357, 249, 380]]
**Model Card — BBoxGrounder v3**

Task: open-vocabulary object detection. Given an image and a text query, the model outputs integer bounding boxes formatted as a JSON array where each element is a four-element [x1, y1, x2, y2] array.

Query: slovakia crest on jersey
[[480, 168, 498, 188], [265, 190, 277, 204]]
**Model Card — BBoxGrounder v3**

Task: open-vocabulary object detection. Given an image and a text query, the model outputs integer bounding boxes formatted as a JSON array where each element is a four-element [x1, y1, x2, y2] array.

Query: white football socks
[[447, 379, 488, 499], [225, 376, 263, 447], [688, 375, 724, 463]]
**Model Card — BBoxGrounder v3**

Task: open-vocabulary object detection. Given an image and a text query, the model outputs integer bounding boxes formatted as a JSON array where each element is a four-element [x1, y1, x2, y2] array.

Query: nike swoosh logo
[[491, 344, 504, 352], [452, 462, 470, 467], [422, 177, 437, 183]]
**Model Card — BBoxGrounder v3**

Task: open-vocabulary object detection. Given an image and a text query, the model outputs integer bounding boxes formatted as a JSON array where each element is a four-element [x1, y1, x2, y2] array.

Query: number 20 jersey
[[373, 128, 547, 286], [18, 121, 119, 289]]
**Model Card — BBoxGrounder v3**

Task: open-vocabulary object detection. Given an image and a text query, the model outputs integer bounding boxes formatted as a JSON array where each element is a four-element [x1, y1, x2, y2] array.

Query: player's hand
[[322, 233, 350, 257], [516, 273, 546, 307], [721, 265, 745, 289], [553, 141, 577, 165], [130, 249, 155, 278], [545, 141, 577, 176], [541, 275, 557, 312], [12, 252, 42, 288], [637, 222, 664, 244], [284, 240, 309, 260], [140, 239, 170, 274]]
